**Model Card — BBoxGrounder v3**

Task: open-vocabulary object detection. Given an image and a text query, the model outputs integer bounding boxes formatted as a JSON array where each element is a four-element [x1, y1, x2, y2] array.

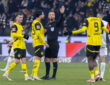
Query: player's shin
[[21, 64, 28, 77], [88, 57, 95, 79], [93, 60, 99, 75], [100, 62, 106, 78], [4, 57, 12, 71], [52, 62, 58, 78], [32, 59, 40, 76], [45, 62, 50, 77], [89, 70, 94, 79], [5, 62, 16, 74]]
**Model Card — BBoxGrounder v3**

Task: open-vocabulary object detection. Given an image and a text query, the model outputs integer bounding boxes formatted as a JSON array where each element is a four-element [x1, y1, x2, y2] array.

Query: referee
[[41, 6, 65, 80]]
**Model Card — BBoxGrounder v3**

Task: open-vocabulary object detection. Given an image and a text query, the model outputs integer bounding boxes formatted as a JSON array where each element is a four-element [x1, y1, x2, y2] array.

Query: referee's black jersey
[[45, 14, 64, 42]]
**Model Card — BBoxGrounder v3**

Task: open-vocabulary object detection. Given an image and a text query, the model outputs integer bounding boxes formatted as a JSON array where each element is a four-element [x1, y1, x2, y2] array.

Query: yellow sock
[[94, 66, 99, 75], [6, 62, 16, 74], [32, 59, 40, 76], [21, 64, 28, 77], [89, 70, 94, 79]]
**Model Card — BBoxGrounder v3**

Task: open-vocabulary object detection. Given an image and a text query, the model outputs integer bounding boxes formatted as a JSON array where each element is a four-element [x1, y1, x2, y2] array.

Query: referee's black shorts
[[86, 45, 100, 57], [45, 41, 59, 58]]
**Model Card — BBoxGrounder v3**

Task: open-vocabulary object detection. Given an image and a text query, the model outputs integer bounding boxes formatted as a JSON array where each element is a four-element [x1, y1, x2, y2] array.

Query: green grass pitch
[[0, 62, 110, 85]]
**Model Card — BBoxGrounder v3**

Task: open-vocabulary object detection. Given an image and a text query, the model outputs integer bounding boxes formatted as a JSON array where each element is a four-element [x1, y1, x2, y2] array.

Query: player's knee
[[36, 56, 41, 61], [15, 60, 20, 64], [45, 58, 50, 62], [52, 58, 57, 62], [101, 56, 106, 62], [10, 56, 13, 58], [88, 63, 94, 70], [21, 58, 27, 64]]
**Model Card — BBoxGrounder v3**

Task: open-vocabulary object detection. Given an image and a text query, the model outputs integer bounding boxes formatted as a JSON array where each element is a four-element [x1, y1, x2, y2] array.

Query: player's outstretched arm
[[72, 26, 87, 34], [56, 5, 65, 27], [102, 26, 110, 34], [64, 26, 87, 36]]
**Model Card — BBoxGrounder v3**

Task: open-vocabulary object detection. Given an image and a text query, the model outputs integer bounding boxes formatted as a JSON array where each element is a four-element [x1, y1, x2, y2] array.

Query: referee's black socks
[[52, 62, 58, 78], [45, 62, 50, 77]]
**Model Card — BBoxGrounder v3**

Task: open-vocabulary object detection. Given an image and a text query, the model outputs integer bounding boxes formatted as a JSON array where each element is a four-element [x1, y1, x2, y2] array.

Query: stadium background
[[0, 0, 110, 85], [0, 0, 110, 62]]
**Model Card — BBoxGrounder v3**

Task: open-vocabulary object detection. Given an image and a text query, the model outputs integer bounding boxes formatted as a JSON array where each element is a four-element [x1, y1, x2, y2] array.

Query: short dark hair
[[49, 10, 55, 13], [15, 12, 24, 17], [86, 9, 94, 17], [34, 10, 43, 18], [97, 12, 104, 16]]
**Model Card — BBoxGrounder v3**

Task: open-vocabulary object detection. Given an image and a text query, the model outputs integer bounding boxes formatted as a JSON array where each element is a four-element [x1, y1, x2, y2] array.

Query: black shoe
[[100, 78, 106, 82], [49, 77, 56, 80], [41, 76, 49, 80]]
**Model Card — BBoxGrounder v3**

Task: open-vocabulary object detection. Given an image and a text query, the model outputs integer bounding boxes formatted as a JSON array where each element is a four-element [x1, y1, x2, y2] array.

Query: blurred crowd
[[0, 0, 110, 36]]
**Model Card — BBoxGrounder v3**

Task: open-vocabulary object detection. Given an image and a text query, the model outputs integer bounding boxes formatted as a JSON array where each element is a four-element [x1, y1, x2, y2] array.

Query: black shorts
[[45, 42, 59, 58], [8, 46, 12, 54], [34, 45, 44, 57], [14, 48, 26, 59], [86, 45, 100, 57]]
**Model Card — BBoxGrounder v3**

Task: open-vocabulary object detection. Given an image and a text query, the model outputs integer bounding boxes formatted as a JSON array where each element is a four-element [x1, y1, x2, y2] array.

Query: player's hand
[[45, 43, 49, 48], [60, 5, 65, 14], [3, 39, 8, 42], [24, 34, 29, 40], [7, 42, 13, 47], [44, 29, 47, 33]]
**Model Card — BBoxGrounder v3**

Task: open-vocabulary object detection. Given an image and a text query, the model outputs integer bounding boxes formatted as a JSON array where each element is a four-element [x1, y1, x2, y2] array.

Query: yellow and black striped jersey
[[72, 17, 109, 46], [11, 22, 26, 49], [31, 19, 45, 47]]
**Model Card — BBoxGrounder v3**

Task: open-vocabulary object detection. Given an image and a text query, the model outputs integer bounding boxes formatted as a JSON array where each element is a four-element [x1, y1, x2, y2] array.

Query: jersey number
[[94, 22, 99, 32]]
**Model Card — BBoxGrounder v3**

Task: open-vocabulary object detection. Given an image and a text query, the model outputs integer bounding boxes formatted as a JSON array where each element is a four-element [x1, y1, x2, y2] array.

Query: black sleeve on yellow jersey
[[35, 23, 41, 30], [101, 21, 104, 27], [11, 25, 17, 32], [82, 20, 88, 27]]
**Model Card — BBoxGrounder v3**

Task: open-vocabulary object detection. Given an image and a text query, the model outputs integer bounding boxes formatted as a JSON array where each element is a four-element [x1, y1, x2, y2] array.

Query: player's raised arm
[[56, 5, 65, 27]]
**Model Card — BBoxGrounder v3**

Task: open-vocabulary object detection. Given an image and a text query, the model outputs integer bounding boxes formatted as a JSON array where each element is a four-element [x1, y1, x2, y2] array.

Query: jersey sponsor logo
[[51, 27, 54, 31], [36, 25, 40, 29], [11, 25, 17, 32], [12, 27, 16, 32], [35, 23, 41, 30]]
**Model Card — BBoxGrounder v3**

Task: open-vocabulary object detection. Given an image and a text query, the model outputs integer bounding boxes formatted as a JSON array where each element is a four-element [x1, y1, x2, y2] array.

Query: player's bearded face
[[48, 12, 55, 21]]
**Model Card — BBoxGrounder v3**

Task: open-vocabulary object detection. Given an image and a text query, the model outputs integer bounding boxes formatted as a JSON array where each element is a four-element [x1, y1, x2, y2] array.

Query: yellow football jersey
[[11, 23, 26, 49], [31, 19, 45, 47], [72, 17, 109, 46]]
